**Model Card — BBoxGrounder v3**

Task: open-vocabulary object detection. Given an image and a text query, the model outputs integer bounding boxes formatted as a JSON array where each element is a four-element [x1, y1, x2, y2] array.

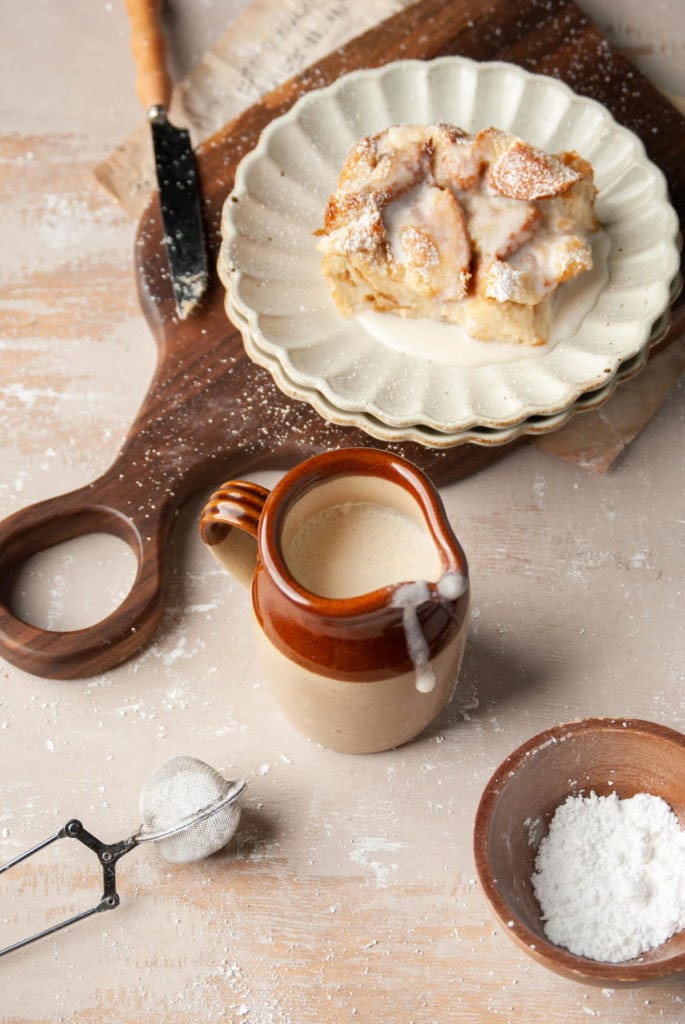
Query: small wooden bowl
[[473, 718, 685, 984]]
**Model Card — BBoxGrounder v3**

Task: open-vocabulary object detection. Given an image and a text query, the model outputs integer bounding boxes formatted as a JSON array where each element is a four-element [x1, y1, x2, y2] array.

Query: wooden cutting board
[[0, 0, 683, 679]]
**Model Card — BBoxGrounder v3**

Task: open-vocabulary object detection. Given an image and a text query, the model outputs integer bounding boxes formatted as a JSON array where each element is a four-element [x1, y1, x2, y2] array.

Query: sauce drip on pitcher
[[392, 571, 468, 692]]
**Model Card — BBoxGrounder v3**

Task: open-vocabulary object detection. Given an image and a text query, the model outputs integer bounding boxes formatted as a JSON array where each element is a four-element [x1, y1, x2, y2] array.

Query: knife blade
[[125, 0, 207, 319]]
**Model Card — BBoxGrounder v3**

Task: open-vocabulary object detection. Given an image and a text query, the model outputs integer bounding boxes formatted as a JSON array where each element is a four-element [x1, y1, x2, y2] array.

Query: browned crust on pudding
[[317, 124, 598, 346]]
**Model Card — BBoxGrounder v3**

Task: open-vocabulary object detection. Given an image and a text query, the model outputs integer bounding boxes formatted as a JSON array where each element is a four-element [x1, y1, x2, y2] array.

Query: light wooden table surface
[[1, 2, 684, 1022]]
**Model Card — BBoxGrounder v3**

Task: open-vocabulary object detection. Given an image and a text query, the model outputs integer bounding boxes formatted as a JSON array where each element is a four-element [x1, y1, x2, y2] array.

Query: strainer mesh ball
[[138, 756, 243, 864]]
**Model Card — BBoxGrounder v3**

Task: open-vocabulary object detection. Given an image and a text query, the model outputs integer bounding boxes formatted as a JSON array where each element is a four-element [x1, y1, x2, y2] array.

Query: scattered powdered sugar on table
[[532, 791, 685, 963]]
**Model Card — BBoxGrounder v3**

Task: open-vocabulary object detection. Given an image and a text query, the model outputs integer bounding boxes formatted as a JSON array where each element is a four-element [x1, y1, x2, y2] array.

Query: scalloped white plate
[[231, 298, 674, 447], [220, 58, 680, 434]]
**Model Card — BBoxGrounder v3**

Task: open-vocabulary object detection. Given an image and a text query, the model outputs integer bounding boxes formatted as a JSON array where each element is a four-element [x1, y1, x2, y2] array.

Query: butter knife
[[125, 0, 207, 319]]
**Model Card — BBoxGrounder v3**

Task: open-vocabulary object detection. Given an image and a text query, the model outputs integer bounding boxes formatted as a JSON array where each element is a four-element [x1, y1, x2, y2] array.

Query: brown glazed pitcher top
[[200, 448, 469, 682]]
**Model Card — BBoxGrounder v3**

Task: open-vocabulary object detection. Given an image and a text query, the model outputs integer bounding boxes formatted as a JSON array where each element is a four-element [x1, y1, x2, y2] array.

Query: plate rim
[[227, 286, 678, 449]]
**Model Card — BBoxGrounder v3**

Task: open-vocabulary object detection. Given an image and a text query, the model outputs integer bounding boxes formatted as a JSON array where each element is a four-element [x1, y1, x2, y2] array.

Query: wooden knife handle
[[125, 0, 172, 111]]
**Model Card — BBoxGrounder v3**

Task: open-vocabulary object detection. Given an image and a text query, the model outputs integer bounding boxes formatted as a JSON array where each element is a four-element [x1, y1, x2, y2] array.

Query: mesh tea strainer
[[0, 755, 246, 957]]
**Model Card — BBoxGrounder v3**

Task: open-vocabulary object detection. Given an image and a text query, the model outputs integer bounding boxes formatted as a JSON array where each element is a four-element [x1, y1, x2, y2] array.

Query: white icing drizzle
[[391, 570, 467, 693]]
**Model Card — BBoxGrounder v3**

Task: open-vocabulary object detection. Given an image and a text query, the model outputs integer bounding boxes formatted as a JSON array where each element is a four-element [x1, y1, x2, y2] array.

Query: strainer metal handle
[[0, 818, 137, 958]]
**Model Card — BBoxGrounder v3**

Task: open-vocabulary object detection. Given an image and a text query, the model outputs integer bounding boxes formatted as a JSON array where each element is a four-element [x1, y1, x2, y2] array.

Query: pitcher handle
[[199, 481, 270, 590]]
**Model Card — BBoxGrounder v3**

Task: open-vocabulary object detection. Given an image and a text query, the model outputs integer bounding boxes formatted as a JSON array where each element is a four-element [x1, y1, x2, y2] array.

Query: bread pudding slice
[[316, 125, 597, 346]]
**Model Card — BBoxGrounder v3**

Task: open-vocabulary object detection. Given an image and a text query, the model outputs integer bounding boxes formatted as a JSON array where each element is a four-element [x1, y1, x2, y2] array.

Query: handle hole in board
[[4, 534, 138, 632]]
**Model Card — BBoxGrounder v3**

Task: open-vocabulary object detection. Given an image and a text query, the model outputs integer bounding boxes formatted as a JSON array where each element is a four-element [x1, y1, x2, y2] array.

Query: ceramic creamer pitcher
[[199, 448, 470, 753]]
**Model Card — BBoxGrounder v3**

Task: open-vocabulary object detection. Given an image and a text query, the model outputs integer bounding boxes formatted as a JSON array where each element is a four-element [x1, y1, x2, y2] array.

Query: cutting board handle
[[0, 476, 169, 680]]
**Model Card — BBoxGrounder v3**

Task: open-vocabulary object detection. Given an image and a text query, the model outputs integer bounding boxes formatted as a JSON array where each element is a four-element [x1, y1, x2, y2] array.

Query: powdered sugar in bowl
[[473, 718, 685, 984]]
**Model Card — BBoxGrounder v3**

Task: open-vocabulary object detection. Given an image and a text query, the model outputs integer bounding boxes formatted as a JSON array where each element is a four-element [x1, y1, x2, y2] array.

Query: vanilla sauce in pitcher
[[201, 450, 470, 750], [283, 500, 441, 599]]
